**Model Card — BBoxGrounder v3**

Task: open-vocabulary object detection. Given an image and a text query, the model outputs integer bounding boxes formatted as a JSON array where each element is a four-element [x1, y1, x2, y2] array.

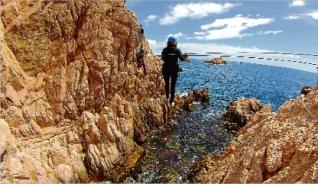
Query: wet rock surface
[[188, 90, 318, 183], [126, 104, 233, 183], [170, 88, 209, 116]]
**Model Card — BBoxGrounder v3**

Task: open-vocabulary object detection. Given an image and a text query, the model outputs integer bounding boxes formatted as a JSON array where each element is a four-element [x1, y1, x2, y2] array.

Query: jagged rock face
[[189, 90, 318, 183], [0, 0, 167, 182], [221, 98, 271, 131]]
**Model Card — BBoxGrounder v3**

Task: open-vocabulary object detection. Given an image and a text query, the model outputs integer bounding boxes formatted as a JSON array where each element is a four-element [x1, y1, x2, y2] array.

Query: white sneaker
[[171, 102, 176, 107]]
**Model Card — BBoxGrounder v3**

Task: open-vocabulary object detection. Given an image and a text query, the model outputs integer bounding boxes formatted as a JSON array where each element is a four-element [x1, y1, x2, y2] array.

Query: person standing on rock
[[161, 36, 189, 105]]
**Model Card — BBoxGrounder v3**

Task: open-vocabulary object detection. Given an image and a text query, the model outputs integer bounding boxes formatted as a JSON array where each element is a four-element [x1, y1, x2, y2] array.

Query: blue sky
[[127, 0, 318, 72]]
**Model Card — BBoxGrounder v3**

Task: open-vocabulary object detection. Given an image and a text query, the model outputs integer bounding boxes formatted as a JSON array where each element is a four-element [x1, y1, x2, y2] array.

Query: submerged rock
[[188, 89, 318, 183], [158, 165, 180, 183]]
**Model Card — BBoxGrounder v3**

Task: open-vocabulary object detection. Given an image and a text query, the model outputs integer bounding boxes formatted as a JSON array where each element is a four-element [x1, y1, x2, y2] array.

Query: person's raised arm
[[178, 49, 190, 62], [177, 49, 185, 61]]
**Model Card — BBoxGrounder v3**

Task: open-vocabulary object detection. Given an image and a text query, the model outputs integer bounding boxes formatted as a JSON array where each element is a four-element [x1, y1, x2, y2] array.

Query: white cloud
[[148, 41, 317, 73], [196, 16, 274, 40], [308, 11, 318, 20], [194, 32, 206, 36], [144, 15, 158, 25], [284, 11, 318, 21], [166, 32, 184, 39], [159, 2, 238, 25], [147, 39, 157, 49], [179, 42, 270, 54], [148, 40, 270, 55], [290, 0, 305, 7], [258, 30, 283, 35], [284, 15, 301, 20]]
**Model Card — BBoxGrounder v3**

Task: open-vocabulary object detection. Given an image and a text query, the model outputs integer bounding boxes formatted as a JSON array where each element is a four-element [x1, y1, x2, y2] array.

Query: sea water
[[178, 59, 316, 111], [127, 60, 316, 182]]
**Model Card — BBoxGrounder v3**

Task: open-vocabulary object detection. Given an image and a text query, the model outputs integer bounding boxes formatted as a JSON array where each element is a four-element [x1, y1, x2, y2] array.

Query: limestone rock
[[188, 90, 318, 183]]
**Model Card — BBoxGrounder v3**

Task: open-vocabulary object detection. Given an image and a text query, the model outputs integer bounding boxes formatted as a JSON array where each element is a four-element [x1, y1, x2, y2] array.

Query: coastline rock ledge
[[188, 89, 318, 183], [0, 0, 169, 182]]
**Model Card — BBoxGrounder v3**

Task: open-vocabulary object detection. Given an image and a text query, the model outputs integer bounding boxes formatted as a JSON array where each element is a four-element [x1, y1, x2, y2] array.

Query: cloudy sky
[[127, 0, 318, 72]]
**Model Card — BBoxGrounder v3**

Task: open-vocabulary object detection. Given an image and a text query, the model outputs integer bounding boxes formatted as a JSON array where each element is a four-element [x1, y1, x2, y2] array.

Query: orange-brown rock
[[205, 57, 227, 65], [133, 88, 209, 144], [221, 98, 271, 131], [301, 86, 315, 96], [170, 88, 209, 116], [188, 90, 318, 183], [0, 0, 168, 182]]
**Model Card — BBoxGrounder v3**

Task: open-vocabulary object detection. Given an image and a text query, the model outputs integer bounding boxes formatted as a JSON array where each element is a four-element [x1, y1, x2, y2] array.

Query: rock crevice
[[0, 0, 167, 182]]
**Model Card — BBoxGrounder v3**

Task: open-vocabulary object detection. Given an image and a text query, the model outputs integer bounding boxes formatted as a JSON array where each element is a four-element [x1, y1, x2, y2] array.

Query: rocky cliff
[[189, 90, 318, 183], [0, 0, 168, 182]]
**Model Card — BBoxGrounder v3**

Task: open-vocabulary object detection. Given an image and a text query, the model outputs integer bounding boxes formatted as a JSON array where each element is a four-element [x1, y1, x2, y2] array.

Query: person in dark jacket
[[161, 36, 187, 104]]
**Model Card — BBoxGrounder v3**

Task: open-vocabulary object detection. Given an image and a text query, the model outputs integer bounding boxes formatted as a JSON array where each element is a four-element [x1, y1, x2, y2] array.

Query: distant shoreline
[[177, 58, 318, 73]]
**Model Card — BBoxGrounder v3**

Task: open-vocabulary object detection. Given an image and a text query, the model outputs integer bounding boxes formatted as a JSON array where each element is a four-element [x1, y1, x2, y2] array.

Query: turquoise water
[[127, 61, 316, 182]]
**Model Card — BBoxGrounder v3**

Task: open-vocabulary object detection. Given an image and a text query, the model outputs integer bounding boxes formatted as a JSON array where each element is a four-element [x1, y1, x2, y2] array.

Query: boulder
[[205, 57, 227, 65], [301, 86, 314, 96], [220, 98, 269, 131], [172, 88, 209, 114]]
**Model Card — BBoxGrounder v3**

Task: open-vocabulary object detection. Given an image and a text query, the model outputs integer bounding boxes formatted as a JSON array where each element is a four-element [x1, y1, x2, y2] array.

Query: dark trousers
[[162, 69, 178, 103]]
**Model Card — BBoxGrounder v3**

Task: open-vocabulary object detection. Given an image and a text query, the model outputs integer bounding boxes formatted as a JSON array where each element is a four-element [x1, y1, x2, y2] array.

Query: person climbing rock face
[[161, 36, 189, 105], [136, 48, 147, 74]]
